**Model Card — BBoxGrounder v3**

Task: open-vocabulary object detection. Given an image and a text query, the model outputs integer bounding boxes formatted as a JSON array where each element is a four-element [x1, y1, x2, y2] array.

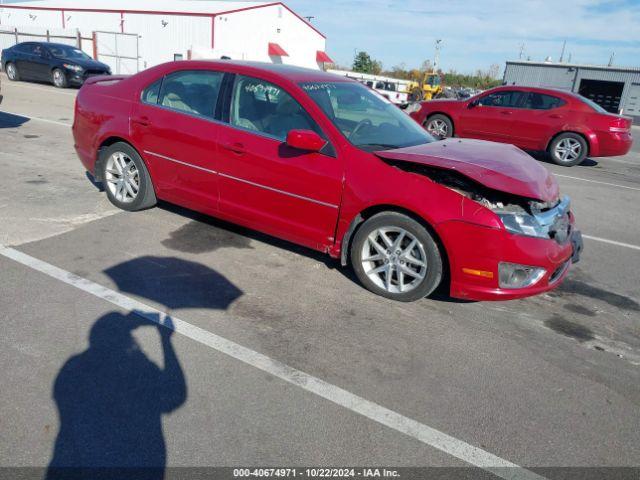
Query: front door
[[217, 74, 343, 250], [131, 70, 225, 215], [458, 90, 527, 144]]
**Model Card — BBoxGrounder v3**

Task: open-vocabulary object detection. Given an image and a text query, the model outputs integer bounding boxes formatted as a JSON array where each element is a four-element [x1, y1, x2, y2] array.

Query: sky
[[285, 0, 640, 74], [4, 0, 640, 74]]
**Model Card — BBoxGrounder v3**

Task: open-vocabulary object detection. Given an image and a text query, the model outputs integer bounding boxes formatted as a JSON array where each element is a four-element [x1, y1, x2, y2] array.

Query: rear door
[[30, 44, 52, 81], [458, 90, 526, 143], [131, 69, 225, 215], [216, 74, 343, 250], [510, 92, 567, 150]]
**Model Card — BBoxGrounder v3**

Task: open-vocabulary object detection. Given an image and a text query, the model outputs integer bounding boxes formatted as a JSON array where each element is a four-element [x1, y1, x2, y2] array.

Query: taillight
[[609, 126, 629, 133]]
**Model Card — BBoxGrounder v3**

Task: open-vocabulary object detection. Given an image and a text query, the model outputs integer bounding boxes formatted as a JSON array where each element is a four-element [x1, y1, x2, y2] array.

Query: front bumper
[[67, 70, 110, 86], [439, 220, 582, 301]]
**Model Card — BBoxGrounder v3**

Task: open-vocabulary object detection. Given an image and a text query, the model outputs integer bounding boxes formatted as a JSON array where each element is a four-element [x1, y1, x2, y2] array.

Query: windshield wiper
[[357, 143, 399, 150]]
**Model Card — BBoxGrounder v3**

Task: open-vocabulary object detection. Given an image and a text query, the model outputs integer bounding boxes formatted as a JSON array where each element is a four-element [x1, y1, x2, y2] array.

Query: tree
[[352, 51, 383, 74]]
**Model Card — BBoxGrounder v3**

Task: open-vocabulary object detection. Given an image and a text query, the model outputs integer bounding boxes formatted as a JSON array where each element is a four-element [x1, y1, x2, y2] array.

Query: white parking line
[[583, 235, 640, 251], [555, 174, 640, 192], [0, 246, 546, 480], [0, 110, 71, 127], [2, 81, 77, 97]]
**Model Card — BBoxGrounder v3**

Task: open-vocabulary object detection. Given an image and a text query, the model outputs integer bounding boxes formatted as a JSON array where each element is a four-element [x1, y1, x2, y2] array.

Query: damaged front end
[[394, 163, 574, 245]]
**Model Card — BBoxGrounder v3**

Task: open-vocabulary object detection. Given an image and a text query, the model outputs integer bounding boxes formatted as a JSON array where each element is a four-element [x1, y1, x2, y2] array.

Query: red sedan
[[73, 61, 582, 302], [409, 86, 633, 166]]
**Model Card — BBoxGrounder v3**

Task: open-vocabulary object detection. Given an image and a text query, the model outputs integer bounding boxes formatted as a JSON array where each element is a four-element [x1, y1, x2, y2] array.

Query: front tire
[[101, 142, 157, 212], [424, 114, 453, 139], [52, 68, 68, 88], [351, 212, 443, 302], [6, 62, 19, 81], [548, 133, 587, 167]]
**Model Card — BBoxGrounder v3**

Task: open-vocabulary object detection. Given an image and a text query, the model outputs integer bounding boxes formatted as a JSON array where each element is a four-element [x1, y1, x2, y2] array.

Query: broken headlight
[[496, 211, 547, 239]]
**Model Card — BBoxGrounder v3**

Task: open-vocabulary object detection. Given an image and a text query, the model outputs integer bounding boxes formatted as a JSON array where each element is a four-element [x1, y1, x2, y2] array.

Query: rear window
[[578, 95, 609, 114]]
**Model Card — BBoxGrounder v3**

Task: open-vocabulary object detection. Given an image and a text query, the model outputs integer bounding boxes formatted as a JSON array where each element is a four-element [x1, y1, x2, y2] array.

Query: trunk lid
[[376, 139, 559, 202]]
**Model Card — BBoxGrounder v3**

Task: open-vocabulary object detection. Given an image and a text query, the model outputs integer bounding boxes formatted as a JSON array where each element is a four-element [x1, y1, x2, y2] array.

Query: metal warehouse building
[[504, 60, 640, 123], [0, 0, 332, 73]]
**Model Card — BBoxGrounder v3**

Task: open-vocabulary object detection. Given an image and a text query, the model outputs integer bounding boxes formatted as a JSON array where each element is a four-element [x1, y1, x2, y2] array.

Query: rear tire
[[548, 132, 588, 167], [350, 212, 443, 302], [5, 62, 19, 81], [101, 142, 157, 212], [52, 68, 68, 88], [424, 114, 453, 139]]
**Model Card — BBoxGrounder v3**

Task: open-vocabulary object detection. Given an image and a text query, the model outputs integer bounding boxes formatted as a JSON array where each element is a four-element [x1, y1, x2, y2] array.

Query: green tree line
[[350, 51, 503, 90]]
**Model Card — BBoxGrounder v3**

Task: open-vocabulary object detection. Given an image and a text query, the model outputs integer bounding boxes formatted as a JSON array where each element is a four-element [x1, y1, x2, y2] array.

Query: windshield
[[300, 81, 435, 151], [48, 45, 91, 61]]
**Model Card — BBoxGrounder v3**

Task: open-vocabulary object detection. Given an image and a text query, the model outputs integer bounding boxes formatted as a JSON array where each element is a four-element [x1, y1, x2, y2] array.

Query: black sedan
[[1, 42, 111, 88]]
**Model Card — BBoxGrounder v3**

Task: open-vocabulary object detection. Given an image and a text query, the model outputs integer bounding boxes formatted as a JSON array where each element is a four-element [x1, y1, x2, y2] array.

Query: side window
[[18, 44, 35, 54], [32, 45, 44, 57], [141, 78, 162, 105], [157, 70, 224, 119], [478, 91, 525, 108], [524, 93, 566, 110], [230, 75, 322, 141]]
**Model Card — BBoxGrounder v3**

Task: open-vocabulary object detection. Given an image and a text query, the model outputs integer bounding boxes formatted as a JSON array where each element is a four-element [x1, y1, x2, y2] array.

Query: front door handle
[[222, 142, 246, 155], [132, 116, 151, 127], [549, 114, 563, 119], [500, 111, 513, 115]]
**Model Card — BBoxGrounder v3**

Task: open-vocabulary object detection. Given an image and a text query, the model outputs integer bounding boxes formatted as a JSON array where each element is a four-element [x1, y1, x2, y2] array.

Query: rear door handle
[[549, 114, 563, 119], [132, 116, 151, 127], [222, 142, 246, 154], [500, 111, 513, 115]]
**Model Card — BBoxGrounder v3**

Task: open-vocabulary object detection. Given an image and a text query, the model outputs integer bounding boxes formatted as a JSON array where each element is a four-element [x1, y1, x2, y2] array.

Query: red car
[[73, 61, 582, 302], [409, 86, 633, 166]]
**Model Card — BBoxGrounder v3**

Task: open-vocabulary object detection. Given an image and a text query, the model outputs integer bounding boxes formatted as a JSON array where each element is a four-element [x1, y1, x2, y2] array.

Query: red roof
[[316, 51, 333, 63], [268, 42, 289, 56]]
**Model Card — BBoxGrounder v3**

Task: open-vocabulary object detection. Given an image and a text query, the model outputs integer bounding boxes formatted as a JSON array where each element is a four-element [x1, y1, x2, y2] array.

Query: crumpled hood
[[375, 138, 559, 202]]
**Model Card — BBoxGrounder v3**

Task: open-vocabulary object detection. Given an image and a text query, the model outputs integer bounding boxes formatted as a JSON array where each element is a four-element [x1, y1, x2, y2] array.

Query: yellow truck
[[408, 72, 443, 101]]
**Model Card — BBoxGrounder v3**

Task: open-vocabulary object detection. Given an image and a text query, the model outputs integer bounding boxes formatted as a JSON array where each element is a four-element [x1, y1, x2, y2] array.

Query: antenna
[[303, 16, 314, 22], [608, 52, 615, 66], [559, 40, 566, 62], [519, 43, 525, 60]]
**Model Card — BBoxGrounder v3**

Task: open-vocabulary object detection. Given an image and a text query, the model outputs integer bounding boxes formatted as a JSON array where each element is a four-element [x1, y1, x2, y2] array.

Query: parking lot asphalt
[[1, 74, 639, 478]]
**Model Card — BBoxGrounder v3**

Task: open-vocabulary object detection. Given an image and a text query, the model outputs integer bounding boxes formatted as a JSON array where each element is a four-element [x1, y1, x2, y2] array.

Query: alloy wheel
[[361, 227, 427, 294], [7, 63, 17, 80], [53, 70, 66, 87], [427, 119, 448, 138], [105, 152, 140, 203], [554, 138, 582, 162]]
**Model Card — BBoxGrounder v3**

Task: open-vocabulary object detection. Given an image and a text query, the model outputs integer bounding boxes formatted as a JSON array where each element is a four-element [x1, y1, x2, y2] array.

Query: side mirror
[[286, 129, 326, 152], [468, 99, 479, 108]]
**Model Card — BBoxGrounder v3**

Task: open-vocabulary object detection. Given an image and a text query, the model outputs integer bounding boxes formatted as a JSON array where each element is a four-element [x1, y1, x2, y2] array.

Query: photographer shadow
[[46, 256, 243, 479]]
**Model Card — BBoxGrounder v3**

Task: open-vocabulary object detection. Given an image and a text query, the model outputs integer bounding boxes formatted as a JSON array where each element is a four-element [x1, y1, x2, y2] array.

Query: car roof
[[489, 85, 574, 98], [167, 60, 354, 83], [13, 41, 76, 49]]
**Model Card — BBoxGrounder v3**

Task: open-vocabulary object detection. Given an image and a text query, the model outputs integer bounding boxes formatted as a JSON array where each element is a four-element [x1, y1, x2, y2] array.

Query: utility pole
[[434, 39, 442, 71], [559, 40, 566, 62], [519, 43, 525, 60]]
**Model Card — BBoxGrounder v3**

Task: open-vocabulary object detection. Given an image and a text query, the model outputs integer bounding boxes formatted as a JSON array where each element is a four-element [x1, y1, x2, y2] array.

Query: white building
[[0, 0, 333, 73]]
